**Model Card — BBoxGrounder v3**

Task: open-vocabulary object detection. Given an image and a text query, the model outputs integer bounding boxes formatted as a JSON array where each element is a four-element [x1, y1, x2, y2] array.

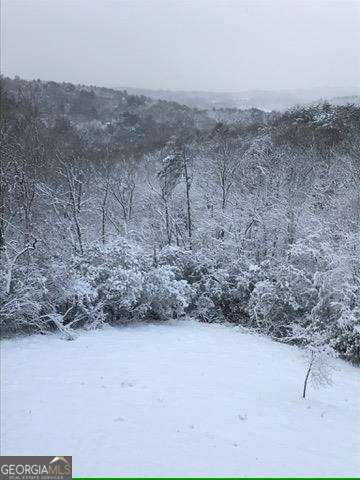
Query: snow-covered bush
[[67, 241, 194, 325], [193, 268, 231, 323], [247, 262, 317, 336], [69, 240, 147, 323], [140, 265, 194, 320], [158, 245, 214, 284], [0, 261, 49, 335], [193, 257, 259, 324], [309, 267, 360, 364]]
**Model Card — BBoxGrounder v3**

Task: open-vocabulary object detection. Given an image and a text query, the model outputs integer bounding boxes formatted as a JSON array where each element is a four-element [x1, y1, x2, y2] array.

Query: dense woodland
[[1, 76, 359, 363]]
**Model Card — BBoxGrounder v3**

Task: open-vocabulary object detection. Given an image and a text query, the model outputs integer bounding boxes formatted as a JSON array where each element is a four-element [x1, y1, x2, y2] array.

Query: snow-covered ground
[[1, 320, 359, 477]]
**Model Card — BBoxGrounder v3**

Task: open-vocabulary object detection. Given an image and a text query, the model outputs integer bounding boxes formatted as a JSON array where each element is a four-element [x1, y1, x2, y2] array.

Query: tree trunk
[[101, 179, 109, 245], [164, 201, 172, 245], [183, 150, 192, 250], [303, 353, 314, 399]]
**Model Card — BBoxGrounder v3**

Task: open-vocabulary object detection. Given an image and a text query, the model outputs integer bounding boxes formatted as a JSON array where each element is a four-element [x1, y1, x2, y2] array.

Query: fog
[[1, 0, 359, 92]]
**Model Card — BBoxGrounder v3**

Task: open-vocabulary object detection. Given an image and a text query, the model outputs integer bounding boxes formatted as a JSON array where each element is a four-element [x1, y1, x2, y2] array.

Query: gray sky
[[1, 0, 359, 92]]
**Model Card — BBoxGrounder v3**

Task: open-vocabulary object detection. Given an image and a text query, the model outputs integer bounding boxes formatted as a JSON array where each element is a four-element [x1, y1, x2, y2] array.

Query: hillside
[[1, 75, 360, 367], [0, 76, 217, 156]]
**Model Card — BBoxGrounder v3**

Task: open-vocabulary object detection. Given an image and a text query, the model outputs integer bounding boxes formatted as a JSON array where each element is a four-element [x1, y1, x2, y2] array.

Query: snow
[[1, 320, 359, 477]]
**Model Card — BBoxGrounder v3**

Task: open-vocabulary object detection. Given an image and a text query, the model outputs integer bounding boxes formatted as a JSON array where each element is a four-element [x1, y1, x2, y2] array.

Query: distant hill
[[326, 95, 360, 106], [120, 86, 360, 111]]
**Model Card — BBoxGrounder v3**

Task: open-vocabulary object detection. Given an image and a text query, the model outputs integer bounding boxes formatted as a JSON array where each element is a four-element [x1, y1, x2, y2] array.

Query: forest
[[1, 75, 359, 364]]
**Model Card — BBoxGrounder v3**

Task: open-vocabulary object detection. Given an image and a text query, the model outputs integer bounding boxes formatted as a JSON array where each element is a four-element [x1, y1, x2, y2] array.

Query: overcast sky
[[1, 0, 359, 92]]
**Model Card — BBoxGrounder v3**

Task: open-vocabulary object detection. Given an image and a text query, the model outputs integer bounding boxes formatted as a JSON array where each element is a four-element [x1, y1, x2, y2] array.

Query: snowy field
[[1, 320, 359, 477]]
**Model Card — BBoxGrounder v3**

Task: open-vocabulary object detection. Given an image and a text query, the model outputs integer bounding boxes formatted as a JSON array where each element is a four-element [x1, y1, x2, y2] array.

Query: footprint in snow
[[121, 381, 134, 388], [113, 416, 125, 422]]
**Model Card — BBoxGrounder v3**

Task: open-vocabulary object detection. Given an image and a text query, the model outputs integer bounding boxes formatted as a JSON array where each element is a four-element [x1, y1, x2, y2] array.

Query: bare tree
[[109, 158, 137, 234]]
